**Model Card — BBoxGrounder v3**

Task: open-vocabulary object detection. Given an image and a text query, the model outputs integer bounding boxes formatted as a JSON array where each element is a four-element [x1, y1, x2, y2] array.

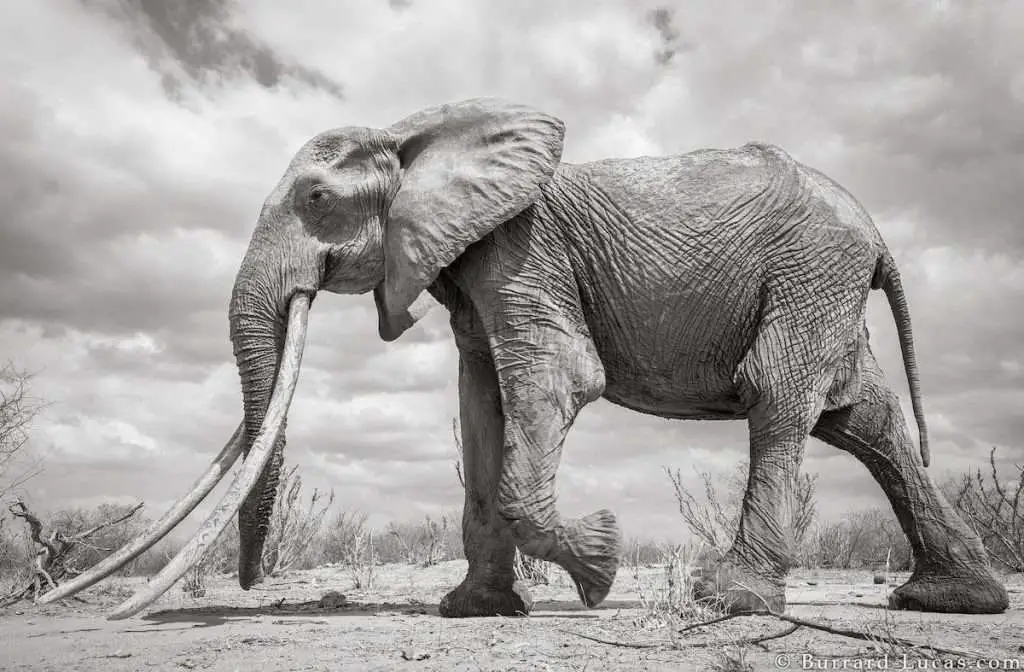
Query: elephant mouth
[[35, 293, 313, 620]]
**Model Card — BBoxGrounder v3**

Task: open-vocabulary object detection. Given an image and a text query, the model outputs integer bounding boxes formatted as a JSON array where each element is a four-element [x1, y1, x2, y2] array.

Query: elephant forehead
[[264, 127, 390, 204], [299, 127, 388, 164]]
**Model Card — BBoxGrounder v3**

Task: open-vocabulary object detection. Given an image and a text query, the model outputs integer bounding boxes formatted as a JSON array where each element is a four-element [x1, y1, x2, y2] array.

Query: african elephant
[[47, 98, 1008, 618]]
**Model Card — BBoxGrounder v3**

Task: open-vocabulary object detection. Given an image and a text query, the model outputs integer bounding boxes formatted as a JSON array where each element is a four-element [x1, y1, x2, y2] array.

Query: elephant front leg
[[439, 348, 532, 618], [491, 336, 622, 609]]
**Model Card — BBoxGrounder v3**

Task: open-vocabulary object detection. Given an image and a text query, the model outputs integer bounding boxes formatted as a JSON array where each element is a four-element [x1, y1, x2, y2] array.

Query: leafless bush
[[800, 507, 912, 571], [632, 542, 723, 637], [380, 514, 459, 567], [181, 563, 207, 598], [261, 463, 334, 577], [0, 362, 46, 499], [196, 462, 335, 580], [710, 642, 755, 672], [513, 549, 554, 585], [319, 511, 367, 562], [665, 462, 817, 556], [627, 536, 668, 568], [947, 446, 1024, 572], [0, 518, 32, 593], [317, 510, 377, 588], [203, 520, 240, 576]]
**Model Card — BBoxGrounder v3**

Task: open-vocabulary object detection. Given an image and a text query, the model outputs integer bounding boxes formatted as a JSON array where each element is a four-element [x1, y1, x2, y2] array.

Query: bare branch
[[0, 362, 47, 497], [948, 447, 1024, 572], [69, 502, 144, 542]]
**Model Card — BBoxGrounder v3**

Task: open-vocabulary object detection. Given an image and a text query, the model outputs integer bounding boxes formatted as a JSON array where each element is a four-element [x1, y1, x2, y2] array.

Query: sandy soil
[[1, 563, 1022, 671]]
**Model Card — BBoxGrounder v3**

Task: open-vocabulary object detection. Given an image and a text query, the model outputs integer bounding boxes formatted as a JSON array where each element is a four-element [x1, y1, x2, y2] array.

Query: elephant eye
[[308, 186, 333, 210]]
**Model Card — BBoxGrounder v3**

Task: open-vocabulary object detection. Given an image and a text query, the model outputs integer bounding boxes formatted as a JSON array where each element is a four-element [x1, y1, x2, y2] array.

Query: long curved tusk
[[37, 423, 245, 605], [107, 293, 311, 621]]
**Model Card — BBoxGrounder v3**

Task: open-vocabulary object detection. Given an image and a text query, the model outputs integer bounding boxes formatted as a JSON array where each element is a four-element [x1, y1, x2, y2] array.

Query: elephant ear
[[373, 98, 565, 341]]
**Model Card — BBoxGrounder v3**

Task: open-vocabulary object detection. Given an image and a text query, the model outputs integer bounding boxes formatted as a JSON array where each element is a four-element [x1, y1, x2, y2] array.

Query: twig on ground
[[557, 629, 661, 649], [751, 624, 799, 649], [561, 608, 992, 658]]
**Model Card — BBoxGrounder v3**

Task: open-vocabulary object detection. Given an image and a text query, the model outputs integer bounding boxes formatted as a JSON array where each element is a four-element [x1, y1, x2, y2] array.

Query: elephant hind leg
[[695, 316, 841, 614], [811, 355, 1008, 614]]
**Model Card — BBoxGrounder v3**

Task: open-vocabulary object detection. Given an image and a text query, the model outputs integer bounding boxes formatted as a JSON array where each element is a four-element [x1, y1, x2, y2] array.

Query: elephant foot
[[888, 569, 1008, 614], [438, 579, 534, 618], [691, 556, 786, 614], [555, 509, 623, 608]]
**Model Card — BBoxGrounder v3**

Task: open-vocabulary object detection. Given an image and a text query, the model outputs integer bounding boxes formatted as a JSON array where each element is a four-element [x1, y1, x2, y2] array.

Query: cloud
[[0, 0, 1021, 545], [85, 0, 345, 100]]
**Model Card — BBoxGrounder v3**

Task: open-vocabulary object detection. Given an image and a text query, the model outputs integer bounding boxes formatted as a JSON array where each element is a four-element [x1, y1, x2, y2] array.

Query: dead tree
[[1, 499, 143, 606]]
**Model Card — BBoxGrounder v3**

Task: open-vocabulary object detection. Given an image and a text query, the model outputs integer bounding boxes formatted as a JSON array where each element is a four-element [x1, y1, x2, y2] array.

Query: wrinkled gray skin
[[229, 98, 1008, 616]]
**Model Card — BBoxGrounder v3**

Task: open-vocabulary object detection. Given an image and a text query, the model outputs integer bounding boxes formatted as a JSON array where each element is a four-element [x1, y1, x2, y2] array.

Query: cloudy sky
[[1, 0, 1022, 544]]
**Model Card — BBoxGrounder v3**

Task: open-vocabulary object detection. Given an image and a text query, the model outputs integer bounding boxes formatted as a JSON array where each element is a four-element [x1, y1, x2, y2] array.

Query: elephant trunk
[[229, 254, 294, 588]]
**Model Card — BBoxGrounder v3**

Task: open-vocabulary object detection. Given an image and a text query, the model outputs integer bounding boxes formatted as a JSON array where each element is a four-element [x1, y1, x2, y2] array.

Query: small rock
[[401, 650, 431, 661], [318, 590, 347, 609], [106, 651, 132, 659], [806, 581, 819, 586]]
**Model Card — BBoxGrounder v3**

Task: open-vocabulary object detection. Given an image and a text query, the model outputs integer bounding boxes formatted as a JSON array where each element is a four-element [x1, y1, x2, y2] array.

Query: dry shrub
[[513, 548, 554, 585], [203, 520, 240, 577], [627, 537, 668, 567], [181, 563, 207, 598], [199, 461, 334, 580], [800, 507, 912, 571], [631, 542, 723, 637], [665, 462, 817, 556], [377, 514, 461, 566], [710, 643, 755, 672], [946, 446, 1024, 572], [261, 464, 334, 576], [320, 510, 376, 590], [0, 520, 32, 593], [0, 501, 178, 596]]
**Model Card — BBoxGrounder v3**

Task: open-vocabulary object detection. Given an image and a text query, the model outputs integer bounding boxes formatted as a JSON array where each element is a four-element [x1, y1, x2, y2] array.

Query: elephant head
[[228, 99, 565, 586], [41, 99, 566, 616]]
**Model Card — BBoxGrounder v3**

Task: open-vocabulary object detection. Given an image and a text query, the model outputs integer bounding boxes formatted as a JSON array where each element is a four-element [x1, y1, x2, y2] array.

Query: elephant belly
[[599, 356, 748, 421], [602, 388, 747, 420], [582, 256, 759, 422]]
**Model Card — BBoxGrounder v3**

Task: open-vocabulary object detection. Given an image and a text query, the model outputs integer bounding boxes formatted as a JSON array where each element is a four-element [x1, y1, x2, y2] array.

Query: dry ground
[[1, 563, 1022, 671]]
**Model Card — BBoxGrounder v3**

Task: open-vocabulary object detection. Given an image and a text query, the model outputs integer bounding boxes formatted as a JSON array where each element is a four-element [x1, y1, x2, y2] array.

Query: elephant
[[45, 98, 1008, 619]]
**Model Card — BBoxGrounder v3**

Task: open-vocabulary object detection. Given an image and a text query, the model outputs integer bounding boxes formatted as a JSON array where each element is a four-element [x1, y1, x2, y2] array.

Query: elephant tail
[[872, 251, 930, 467]]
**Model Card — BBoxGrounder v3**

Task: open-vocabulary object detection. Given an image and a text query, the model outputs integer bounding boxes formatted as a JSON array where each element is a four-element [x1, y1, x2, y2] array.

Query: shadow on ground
[[139, 598, 643, 627]]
